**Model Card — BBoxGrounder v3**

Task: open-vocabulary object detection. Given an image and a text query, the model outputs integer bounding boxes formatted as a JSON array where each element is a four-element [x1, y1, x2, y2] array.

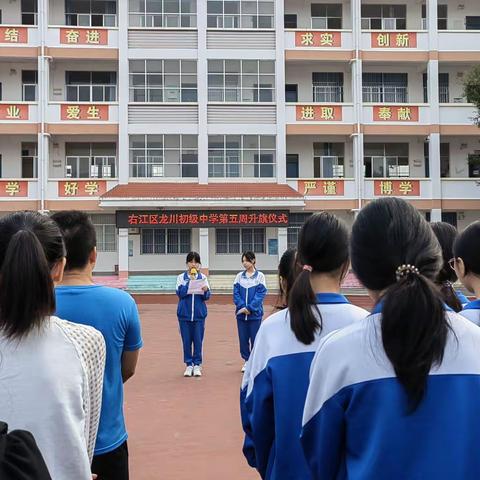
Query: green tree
[[464, 65, 480, 125]]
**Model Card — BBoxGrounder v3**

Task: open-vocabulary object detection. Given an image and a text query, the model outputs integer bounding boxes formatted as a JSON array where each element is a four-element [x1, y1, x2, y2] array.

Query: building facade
[[0, 0, 479, 275]]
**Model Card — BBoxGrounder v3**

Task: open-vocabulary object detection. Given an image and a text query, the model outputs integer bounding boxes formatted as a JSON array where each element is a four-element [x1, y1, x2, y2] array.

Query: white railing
[[312, 85, 343, 103], [363, 85, 408, 103], [129, 12, 197, 28], [65, 13, 117, 27], [65, 156, 116, 179], [66, 84, 117, 102]]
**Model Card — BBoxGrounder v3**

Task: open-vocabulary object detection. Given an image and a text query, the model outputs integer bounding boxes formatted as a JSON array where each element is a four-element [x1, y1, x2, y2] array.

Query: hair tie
[[395, 264, 420, 281], [303, 265, 313, 272]]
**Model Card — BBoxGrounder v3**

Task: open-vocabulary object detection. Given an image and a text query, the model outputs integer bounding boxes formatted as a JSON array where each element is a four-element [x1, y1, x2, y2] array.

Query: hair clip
[[395, 264, 420, 281]]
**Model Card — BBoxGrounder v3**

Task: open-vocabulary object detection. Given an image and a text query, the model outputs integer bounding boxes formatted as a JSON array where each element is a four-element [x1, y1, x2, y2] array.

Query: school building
[[0, 0, 480, 278]]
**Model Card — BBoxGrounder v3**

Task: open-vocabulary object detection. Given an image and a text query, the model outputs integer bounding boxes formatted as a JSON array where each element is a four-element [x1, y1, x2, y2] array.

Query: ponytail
[[381, 272, 448, 411], [289, 269, 321, 344], [439, 281, 462, 313], [0, 230, 56, 340]]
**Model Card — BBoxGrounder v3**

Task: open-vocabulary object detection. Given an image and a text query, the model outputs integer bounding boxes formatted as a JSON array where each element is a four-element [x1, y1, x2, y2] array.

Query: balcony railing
[[65, 156, 116, 179], [312, 85, 343, 103], [363, 85, 408, 103], [66, 84, 117, 103], [65, 13, 117, 27]]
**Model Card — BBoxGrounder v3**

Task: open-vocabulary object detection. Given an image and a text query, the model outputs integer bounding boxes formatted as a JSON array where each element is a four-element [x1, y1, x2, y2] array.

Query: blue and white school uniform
[[233, 270, 268, 361], [460, 299, 480, 326], [456, 290, 470, 307], [241, 293, 367, 480], [301, 304, 480, 480], [176, 271, 211, 366]]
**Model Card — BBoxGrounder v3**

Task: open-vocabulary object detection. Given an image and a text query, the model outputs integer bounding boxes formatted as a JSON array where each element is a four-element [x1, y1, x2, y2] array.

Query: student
[[0, 211, 105, 480], [453, 221, 480, 325], [52, 211, 143, 480], [233, 251, 268, 372], [176, 251, 211, 377], [241, 213, 367, 480], [274, 247, 298, 311], [431, 222, 468, 311], [302, 198, 480, 480]]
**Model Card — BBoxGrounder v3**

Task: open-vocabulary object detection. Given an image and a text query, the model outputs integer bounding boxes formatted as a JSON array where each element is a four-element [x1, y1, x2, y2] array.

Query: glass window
[[207, 0, 274, 29], [362, 73, 408, 103], [129, 0, 197, 27], [216, 228, 265, 254], [311, 3, 342, 29], [141, 228, 191, 254], [66, 71, 117, 102], [284, 14, 297, 28], [66, 0, 117, 26], [361, 4, 406, 30], [91, 214, 117, 252], [364, 143, 409, 178], [287, 213, 312, 249]]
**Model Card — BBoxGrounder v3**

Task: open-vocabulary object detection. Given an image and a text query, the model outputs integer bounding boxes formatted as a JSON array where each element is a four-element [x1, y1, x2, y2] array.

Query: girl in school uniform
[[241, 213, 367, 480], [431, 221, 468, 310], [302, 198, 480, 480], [176, 251, 211, 377], [233, 251, 268, 372], [453, 221, 480, 325]]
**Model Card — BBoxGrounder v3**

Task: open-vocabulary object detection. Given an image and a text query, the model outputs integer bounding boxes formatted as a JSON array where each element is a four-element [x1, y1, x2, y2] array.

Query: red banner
[[373, 105, 419, 122], [0, 104, 29, 121], [58, 180, 107, 197], [0, 181, 28, 197], [374, 180, 420, 196], [60, 28, 108, 45], [295, 31, 341, 48], [0, 27, 28, 44], [371, 32, 417, 48], [61, 104, 109, 121], [299, 180, 344, 196], [296, 105, 342, 121]]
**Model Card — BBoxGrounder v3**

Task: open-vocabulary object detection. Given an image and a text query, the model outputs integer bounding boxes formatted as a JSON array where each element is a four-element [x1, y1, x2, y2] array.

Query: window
[[130, 134, 198, 178], [65, 0, 117, 26], [207, 1, 274, 29], [141, 228, 191, 254], [311, 4, 342, 29], [22, 70, 37, 101], [21, 142, 37, 178], [312, 72, 343, 102], [285, 84, 298, 103], [208, 135, 275, 178], [361, 4, 406, 30], [208, 59, 275, 102], [421, 4, 447, 30], [364, 143, 409, 178], [66, 71, 117, 102], [21, 0, 37, 25], [284, 14, 297, 28], [424, 142, 449, 178], [65, 143, 116, 178], [286, 154, 299, 178], [129, 59, 197, 102], [216, 228, 265, 254], [363, 73, 408, 103], [91, 214, 117, 252], [423, 73, 449, 103], [287, 213, 312, 249], [129, 0, 196, 27], [466, 16, 480, 30], [313, 143, 344, 178]]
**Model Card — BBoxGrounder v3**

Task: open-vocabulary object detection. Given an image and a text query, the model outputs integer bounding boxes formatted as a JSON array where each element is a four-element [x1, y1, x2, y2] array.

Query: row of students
[[241, 198, 480, 480]]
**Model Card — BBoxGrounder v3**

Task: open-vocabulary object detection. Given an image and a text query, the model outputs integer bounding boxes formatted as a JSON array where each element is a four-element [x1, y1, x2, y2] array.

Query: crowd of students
[[240, 197, 480, 480]]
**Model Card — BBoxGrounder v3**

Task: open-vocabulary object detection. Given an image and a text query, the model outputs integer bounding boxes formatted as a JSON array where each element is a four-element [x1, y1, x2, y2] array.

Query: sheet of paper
[[187, 278, 207, 295]]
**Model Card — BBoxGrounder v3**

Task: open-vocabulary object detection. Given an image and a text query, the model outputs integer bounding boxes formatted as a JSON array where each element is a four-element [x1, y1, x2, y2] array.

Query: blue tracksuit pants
[[237, 319, 261, 361], [179, 320, 205, 366]]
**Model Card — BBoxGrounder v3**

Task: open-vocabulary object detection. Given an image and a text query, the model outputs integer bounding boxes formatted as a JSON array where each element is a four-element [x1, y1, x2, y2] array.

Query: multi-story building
[[1, 0, 479, 276]]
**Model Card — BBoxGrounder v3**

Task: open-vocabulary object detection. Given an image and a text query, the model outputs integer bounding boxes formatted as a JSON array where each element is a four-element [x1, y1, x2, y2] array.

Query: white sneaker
[[241, 363, 247, 373], [184, 365, 193, 377], [193, 365, 202, 377]]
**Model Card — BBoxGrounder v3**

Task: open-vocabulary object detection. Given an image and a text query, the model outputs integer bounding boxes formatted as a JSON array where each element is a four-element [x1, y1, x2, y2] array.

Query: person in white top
[[0, 211, 106, 480]]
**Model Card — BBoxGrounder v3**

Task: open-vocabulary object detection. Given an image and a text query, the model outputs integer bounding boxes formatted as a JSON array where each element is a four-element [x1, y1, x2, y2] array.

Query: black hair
[[454, 221, 480, 277], [50, 211, 96, 271], [0, 211, 66, 340], [288, 212, 349, 344], [275, 248, 299, 310], [431, 222, 462, 312], [351, 198, 447, 411], [242, 251, 256, 264], [186, 251, 201, 264]]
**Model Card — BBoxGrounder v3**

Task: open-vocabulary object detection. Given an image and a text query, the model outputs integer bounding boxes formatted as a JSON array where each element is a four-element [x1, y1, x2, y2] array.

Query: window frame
[[128, 0, 197, 28], [215, 227, 265, 254], [140, 228, 191, 255], [207, 0, 275, 29]]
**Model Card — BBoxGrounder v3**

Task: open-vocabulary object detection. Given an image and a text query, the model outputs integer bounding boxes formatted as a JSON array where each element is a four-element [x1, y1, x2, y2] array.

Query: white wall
[[457, 210, 480, 231], [284, 0, 352, 29], [446, 0, 480, 30], [0, 135, 37, 178], [443, 135, 480, 178], [0, 3, 22, 25], [285, 62, 353, 103], [286, 135, 354, 177], [95, 252, 117, 273], [49, 0, 66, 25], [0, 62, 37, 101], [439, 65, 470, 102]]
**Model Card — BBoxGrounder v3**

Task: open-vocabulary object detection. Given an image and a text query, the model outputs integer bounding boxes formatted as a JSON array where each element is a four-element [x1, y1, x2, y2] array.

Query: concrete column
[[275, 0, 286, 184], [277, 227, 288, 261], [429, 132, 442, 210], [199, 228, 209, 274], [197, 1, 208, 184], [427, 0, 439, 50], [118, 228, 129, 278]]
